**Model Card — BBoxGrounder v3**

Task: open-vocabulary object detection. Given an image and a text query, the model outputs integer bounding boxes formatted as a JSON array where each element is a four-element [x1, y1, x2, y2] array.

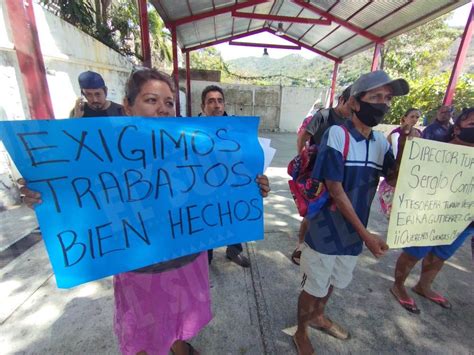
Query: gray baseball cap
[[350, 70, 409, 97]]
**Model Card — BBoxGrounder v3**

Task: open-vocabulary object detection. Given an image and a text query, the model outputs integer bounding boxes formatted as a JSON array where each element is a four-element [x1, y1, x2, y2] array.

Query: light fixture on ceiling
[[275, 22, 285, 36], [263, 48, 269, 56]]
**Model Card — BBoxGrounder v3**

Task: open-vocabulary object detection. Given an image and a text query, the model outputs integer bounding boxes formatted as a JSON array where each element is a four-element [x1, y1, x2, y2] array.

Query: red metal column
[[371, 43, 383, 72], [171, 25, 180, 116], [138, 0, 151, 68], [6, 0, 54, 119], [443, 2, 473, 105], [329, 61, 339, 107], [185, 51, 191, 116]]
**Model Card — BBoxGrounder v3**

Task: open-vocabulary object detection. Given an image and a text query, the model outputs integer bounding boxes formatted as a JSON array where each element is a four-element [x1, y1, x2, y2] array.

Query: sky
[[215, 3, 472, 61]]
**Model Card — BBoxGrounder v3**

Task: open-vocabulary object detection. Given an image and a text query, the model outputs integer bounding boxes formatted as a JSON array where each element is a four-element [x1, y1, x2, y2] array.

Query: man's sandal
[[411, 288, 452, 309], [310, 318, 350, 340], [390, 287, 420, 314]]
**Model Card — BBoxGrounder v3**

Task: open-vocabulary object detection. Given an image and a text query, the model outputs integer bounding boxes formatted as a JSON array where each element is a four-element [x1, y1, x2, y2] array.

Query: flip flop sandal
[[310, 318, 351, 340], [411, 288, 452, 309], [291, 248, 302, 265], [390, 288, 420, 314]]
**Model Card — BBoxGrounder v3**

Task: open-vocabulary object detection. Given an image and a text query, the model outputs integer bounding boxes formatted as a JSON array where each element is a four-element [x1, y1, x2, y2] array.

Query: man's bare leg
[[294, 290, 318, 355], [310, 285, 333, 329]]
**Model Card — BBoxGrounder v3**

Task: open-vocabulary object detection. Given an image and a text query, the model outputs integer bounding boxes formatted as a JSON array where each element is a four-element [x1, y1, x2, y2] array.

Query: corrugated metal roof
[[149, 0, 470, 62]]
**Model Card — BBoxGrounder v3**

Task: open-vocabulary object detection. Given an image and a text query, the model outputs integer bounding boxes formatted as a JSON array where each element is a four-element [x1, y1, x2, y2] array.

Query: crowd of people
[[293, 71, 473, 354], [17, 68, 473, 355]]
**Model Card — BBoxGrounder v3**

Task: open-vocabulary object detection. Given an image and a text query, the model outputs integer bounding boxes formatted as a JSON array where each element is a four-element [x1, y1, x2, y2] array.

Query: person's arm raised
[[71, 97, 85, 118]]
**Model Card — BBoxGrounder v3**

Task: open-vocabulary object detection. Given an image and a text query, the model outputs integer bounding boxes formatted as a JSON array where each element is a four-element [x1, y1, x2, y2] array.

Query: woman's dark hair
[[337, 85, 352, 104], [125, 68, 175, 105], [447, 107, 474, 140], [454, 107, 474, 126], [403, 108, 421, 117]]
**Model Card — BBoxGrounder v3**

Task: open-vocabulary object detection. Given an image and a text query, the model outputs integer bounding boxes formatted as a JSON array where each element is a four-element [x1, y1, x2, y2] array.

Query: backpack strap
[[340, 125, 350, 160], [327, 125, 351, 213]]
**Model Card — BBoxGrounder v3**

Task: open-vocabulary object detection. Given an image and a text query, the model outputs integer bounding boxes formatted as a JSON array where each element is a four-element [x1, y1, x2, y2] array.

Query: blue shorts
[[403, 227, 474, 260]]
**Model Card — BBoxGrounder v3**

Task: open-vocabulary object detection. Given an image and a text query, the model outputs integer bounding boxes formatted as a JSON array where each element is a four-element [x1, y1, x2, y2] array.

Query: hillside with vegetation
[[226, 52, 370, 88], [221, 16, 473, 123]]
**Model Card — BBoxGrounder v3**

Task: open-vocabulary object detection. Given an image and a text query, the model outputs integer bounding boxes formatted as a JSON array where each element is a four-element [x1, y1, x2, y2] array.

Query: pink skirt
[[113, 252, 212, 355]]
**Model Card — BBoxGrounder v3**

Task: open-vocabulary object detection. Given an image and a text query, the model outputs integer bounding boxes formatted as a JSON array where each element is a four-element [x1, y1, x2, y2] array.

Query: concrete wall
[[188, 80, 329, 131], [280, 86, 329, 132], [0, 3, 133, 208], [0, 3, 133, 120]]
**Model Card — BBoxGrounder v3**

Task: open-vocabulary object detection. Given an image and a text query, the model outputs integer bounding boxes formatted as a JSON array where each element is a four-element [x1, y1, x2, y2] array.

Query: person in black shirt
[[291, 86, 352, 265], [70, 70, 123, 117]]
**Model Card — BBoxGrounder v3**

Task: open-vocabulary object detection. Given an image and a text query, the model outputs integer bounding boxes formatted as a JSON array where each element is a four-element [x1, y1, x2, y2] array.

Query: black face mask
[[355, 98, 390, 127], [457, 126, 474, 143]]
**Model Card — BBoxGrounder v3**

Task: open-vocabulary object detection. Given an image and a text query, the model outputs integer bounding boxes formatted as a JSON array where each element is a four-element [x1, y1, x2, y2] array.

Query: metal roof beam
[[229, 40, 301, 50], [138, 0, 151, 68], [292, 0, 384, 44], [264, 28, 341, 62], [370, 43, 383, 71], [232, 11, 332, 25], [169, 0, 270, 27], [5, 0, 54, 119], [182, 27, 268, 52], [443, 2, 473, 105], [329, 61, 339, 107]]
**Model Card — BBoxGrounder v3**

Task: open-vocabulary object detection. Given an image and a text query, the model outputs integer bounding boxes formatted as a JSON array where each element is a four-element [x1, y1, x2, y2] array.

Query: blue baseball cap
[[78, 71, 105, 89]]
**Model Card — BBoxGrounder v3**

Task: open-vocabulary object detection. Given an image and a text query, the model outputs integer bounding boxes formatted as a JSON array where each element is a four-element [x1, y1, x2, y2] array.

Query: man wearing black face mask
[[293, 71, 410, 354]]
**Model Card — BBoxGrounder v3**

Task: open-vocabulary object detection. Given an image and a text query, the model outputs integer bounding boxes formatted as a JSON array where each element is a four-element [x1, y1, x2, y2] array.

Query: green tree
[[190, 47, 226, 71], [40, 0, 95, 33], [41, 0, 121, 52], [41, 0, 172, 67], [148, 10, 172, 66], [385, 73, 474, 124], [380, 16, 461, 80]]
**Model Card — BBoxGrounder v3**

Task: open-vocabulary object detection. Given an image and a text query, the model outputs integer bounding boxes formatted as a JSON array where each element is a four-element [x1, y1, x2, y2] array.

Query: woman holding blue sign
[[19, 68, 270, 355]]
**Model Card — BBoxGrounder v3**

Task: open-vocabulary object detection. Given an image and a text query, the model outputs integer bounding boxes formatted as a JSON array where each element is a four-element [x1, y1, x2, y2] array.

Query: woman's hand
[[17, 178, 42, 208], [400, 123, 419, 139], [256, 174, 270, 197]]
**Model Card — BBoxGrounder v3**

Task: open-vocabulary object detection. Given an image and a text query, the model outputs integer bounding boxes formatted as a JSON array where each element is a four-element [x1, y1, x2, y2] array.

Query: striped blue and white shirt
[[305, 119, 396, 256]]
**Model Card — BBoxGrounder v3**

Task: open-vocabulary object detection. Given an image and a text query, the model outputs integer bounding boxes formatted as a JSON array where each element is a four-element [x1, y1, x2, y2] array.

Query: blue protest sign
[[0, 116, 264, 288]]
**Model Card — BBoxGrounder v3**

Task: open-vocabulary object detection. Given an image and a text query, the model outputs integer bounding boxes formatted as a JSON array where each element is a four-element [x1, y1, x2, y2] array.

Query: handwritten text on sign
[[387, 138, 473, 248], [0, 116, 264, 288]]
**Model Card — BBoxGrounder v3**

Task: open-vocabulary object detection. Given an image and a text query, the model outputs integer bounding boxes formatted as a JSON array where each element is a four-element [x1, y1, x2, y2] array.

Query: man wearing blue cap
[[70, 71, 123, 117], [293, 70, 411, 354]]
